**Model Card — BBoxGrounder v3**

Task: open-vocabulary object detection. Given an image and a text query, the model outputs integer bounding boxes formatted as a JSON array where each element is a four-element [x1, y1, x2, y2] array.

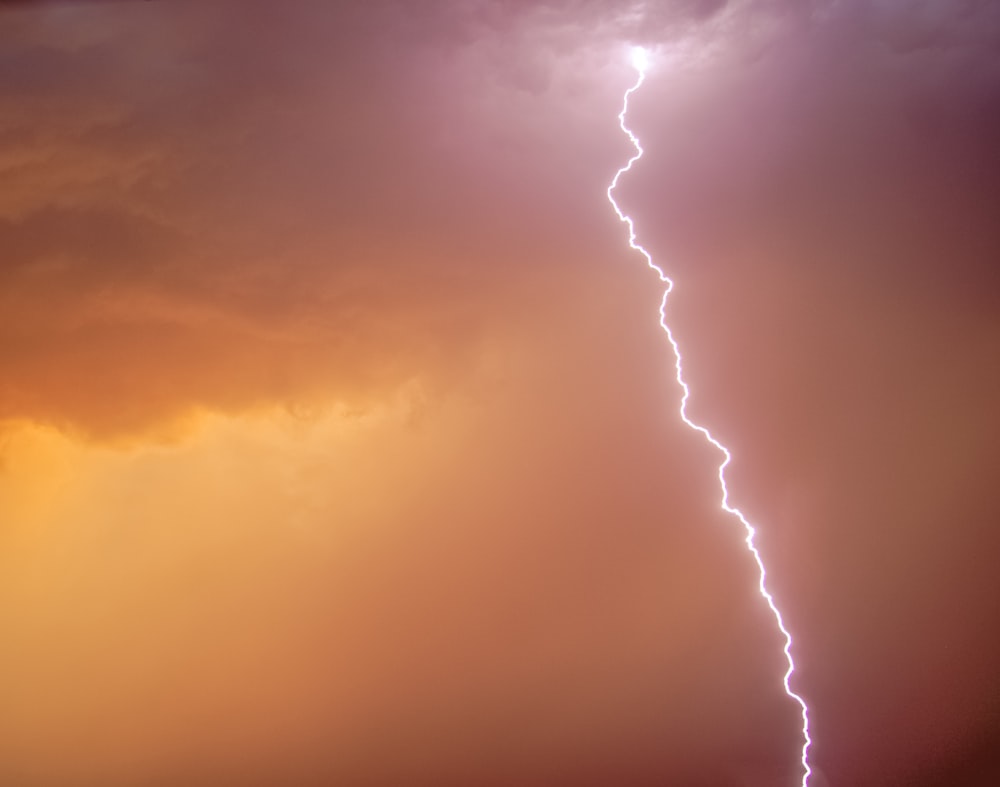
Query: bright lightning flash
[[630, 45, 650, 72], [606, 47, 813, 787]]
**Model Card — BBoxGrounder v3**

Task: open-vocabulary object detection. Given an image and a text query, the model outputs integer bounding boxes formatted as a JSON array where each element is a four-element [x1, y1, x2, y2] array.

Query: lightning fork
[[606, 46, 813, 787]]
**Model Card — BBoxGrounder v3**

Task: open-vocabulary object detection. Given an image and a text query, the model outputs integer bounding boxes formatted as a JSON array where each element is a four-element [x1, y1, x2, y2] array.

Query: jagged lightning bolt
[[607, 46, 813, 786]]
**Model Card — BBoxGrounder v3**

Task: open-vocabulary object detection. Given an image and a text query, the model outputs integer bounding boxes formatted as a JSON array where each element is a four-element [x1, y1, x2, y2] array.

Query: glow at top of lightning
[[630, 45, 649, 71], [606, 45, 813, 786]]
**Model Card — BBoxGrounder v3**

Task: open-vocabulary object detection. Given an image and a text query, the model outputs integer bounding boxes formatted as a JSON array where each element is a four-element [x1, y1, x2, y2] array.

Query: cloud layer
[[1, 2, 998, 785]]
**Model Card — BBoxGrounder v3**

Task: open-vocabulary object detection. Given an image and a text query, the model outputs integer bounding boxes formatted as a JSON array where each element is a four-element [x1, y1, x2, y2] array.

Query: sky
[[1, 1, 998, 785]]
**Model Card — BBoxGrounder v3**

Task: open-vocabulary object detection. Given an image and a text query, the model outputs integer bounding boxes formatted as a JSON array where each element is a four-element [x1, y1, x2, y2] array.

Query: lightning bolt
[[606, 46, 813, 786]]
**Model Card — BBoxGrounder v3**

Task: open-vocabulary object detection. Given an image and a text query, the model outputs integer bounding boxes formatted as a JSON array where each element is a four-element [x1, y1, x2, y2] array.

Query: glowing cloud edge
[[605, 52, 813, 787]]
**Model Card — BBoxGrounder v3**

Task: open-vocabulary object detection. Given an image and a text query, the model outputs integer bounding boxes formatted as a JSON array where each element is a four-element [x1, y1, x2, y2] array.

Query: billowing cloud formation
[[1, 1, 999, 785], [0, 0, 793, 440]]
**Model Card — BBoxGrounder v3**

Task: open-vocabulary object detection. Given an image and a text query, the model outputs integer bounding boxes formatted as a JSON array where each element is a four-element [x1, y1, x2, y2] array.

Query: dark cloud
[[0, 0, 708, 437]]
